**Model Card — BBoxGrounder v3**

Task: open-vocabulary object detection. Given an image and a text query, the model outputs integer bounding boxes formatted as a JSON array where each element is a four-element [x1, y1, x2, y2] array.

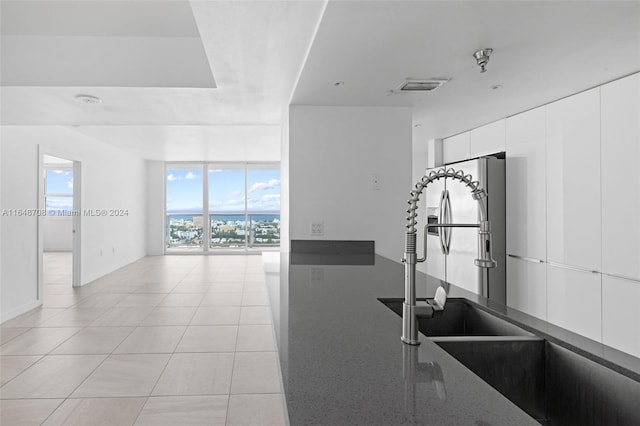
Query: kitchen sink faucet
[[401, 167, 497, 345]]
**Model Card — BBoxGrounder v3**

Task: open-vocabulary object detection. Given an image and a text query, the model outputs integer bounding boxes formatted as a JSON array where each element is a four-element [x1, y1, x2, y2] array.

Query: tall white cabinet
[[445, 72, 640, 357], [601, 73, 640, 282], [546, 88, 602, 271], [600, 73, 640, 358], [505, 106, 547, 261], [501, 73, 640, 358], [505, 106, 547, 320]]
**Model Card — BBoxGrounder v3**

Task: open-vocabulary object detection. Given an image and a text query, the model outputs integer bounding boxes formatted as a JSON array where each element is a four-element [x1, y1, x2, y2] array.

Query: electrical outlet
[[310, 268, 324, 282], [310, 221, 324, 236]]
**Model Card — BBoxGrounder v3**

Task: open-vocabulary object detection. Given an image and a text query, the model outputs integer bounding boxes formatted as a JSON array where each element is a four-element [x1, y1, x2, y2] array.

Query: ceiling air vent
[[396, 78, 450, 92]]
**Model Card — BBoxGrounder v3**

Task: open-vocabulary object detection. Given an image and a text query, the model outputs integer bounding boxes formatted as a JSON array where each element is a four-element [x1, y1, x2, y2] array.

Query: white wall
[[145, 160, 165, 255], [280, 111, 290, 253], [288, 106, 412, 261], [43, 216, 73, 251], [0, 126, 147, 322]]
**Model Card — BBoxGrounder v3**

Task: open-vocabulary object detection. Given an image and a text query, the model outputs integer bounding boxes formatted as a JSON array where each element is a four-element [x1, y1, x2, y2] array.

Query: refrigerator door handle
[[444, 190, 452, 254], [438, 190, 447, 254]]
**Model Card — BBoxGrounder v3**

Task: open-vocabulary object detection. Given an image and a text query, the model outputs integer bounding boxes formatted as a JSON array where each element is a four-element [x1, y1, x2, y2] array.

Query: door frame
[[37, 146, 82, 301]]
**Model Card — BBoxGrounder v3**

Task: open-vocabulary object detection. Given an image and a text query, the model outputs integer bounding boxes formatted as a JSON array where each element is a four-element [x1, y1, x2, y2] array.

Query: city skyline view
[[165, 165, 281, 249]]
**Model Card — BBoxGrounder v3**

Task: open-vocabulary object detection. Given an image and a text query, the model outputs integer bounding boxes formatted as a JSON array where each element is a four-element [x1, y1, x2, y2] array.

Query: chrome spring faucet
[[401, 168, 497, 345]]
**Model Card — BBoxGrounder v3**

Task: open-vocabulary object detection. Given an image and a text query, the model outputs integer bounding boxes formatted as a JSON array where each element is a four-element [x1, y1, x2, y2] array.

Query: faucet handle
[[475, 220, 497, 269]]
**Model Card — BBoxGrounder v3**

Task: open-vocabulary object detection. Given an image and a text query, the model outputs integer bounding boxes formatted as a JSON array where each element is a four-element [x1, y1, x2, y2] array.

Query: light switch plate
[[310, 221, 324, 236]]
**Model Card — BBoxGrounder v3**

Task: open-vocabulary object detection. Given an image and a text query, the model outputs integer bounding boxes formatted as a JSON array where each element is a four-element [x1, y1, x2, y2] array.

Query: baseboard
[[1, 299, 42, 324]]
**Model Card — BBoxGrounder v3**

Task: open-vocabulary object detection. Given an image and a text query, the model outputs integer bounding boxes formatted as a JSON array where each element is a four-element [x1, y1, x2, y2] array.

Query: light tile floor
[[0, 253, 287, 425]]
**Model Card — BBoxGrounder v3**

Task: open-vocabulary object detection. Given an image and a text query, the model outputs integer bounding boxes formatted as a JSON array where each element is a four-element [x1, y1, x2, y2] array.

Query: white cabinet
[[470, 119, 506, 157], [602, 275, 640, 358], [546, 88, 601, 271], [505, 106, 546, 261], [601, 73, 640, 281], [443, 132, 470, 164], [507, 256, 547, 320], [546, 264, 602, 342]]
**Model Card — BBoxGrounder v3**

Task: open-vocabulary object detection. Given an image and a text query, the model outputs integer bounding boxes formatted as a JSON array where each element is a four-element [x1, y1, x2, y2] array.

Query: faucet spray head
[[475, 220, 497, 269]]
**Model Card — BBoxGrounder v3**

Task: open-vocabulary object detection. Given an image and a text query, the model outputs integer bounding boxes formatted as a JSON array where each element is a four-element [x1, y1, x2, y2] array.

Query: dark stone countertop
[[264, 253, 640, 426]]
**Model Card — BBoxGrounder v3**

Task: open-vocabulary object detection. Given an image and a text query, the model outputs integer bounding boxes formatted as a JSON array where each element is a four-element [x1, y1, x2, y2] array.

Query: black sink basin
[[379, 298, 533, 337], [380, 297, 640, 425], [433, 337, 640, 425]]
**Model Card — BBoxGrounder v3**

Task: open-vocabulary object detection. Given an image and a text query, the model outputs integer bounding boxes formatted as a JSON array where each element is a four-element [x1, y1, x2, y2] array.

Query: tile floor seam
[[33, 396, 67, 425], [0, 327, 33, 345], [0, 354, 45, 390], [147, 352, 178, 398], [54, 316, 148, 404], [132, 396, 150, 426]]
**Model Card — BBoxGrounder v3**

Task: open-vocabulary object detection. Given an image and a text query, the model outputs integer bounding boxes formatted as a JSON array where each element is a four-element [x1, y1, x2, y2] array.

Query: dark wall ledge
[[290, 240, 375, 265]]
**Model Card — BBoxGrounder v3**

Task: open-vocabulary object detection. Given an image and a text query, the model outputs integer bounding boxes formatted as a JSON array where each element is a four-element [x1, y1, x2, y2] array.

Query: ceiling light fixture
[[395, 78, 450, 93], [74, 94, 102, 104], [473, 48, 493, 73]]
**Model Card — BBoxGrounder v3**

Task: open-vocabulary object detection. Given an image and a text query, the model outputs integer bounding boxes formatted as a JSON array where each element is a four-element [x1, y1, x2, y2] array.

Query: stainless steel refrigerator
[[425, 156, 506, 304]]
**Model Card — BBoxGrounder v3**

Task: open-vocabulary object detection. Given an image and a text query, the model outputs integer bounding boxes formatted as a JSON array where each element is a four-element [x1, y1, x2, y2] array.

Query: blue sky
[[46, 169, 73, 194], [166, 167, 280, 214], [45, 169, 73, 211]]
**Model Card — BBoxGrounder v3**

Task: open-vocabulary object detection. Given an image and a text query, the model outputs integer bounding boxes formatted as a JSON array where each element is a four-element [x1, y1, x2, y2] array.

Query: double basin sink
[[380, 298, 640, 426]]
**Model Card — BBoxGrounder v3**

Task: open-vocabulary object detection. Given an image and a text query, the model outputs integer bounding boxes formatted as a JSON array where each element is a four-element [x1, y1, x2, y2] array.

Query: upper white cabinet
[[443, 131, 470, 164], [601, 73, 640, 281], [470, 119, 506, 158], [546, 88, 601, 271], [505, 106, 547, 260]]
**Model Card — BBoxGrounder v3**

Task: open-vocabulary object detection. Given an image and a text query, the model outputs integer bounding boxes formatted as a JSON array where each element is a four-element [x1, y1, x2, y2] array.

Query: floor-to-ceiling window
[[165, 164, 205, 251], [166, 162, 280, 252], [246, 165, 281, 248], [208, 165, 247, 250]]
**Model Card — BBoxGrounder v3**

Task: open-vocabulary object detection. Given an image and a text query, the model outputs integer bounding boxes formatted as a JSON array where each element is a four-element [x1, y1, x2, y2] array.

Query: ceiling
[[2, 1, 640, 160], [0, 0, 326, 160], [293, 0, 640, 141]]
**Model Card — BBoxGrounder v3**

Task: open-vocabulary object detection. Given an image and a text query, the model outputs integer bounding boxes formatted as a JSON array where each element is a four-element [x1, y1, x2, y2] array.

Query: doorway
[[38, 150, 81, 306]]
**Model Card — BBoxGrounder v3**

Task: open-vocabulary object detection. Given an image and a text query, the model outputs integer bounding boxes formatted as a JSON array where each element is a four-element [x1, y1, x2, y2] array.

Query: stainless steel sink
[[379, 298, 533, 337], [380, 297, 640, 425]]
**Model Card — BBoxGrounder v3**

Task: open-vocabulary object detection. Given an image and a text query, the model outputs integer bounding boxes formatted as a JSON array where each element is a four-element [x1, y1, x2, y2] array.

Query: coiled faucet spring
[[405, 168, 484, 233]]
